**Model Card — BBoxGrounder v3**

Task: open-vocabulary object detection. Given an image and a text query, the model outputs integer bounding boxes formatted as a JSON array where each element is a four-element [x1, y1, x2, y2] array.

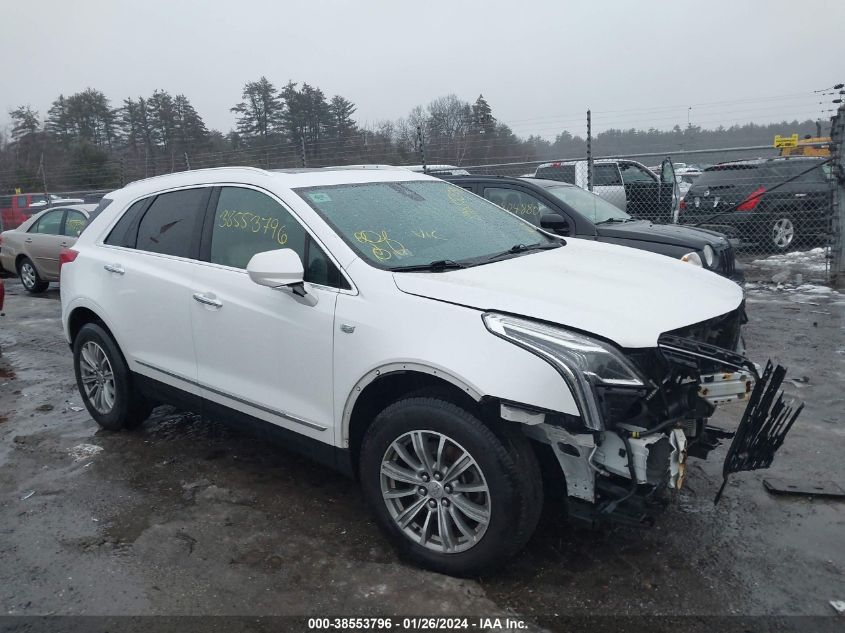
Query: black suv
[[442, 175, 742, 281], [678, 157, 831, 252]]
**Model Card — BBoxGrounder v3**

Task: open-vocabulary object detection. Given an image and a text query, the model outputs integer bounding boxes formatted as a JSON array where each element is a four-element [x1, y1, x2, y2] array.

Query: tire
[[359, 396, 543, 576], [768, 214, 796, 253], [18, 257, 49, 293], [73, 323, 152, 431]]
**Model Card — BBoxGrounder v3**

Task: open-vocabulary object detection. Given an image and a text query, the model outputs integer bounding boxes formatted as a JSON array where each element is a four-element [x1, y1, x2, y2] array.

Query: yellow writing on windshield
[[446, 187, 479, 219], [354, 230, 409, 262], [411, 228, 443, 239], [218, 210, 288, 246]]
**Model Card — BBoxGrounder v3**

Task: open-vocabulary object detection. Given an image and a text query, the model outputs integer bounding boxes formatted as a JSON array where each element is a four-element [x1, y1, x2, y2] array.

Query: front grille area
[[721, 245, 736, 277], [664, 303, 744, 352]]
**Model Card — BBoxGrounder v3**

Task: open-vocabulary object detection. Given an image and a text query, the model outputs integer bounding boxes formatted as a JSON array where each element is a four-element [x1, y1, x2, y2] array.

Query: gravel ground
[[0, 274, 842, 631]]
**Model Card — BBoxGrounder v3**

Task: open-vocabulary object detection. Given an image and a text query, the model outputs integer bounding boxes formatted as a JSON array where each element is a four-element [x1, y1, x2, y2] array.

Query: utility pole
[[831, 101, 845, 288], [417, 126, 427, 174], [586, 109, 593, 192], [37, 153, 48, 196]]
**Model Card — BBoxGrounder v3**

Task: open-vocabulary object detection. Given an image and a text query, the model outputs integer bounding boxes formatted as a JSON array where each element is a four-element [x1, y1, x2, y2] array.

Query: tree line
[[0, 78, 827, 192]]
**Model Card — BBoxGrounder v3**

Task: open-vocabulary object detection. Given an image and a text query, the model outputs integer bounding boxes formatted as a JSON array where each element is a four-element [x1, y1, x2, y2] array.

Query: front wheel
[[19, 257, 49, 293], [768, 214, 796, 252], [359, 397, 542, 576], [73, 323, 152, 431]]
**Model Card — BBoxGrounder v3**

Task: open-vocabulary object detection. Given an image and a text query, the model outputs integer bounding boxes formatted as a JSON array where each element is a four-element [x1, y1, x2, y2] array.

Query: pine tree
[[231, 77, 282, 145]]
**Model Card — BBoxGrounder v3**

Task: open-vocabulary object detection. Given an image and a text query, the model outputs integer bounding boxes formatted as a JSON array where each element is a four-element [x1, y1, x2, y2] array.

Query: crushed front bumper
[[519, 335, 803, 523]]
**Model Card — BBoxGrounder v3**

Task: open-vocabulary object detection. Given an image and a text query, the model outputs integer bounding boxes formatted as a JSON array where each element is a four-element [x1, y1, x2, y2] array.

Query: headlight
[[702, 244, 715, 267], [483, 313, 645, 430], [681, 251, 702, 266]]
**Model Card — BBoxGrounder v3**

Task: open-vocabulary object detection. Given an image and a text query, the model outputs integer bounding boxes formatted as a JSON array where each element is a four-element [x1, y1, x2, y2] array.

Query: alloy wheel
[[772, 218, 795, 250], [79, 341, 116, 414], [380, 430, 491, 554], [20, 262, 36, 290]]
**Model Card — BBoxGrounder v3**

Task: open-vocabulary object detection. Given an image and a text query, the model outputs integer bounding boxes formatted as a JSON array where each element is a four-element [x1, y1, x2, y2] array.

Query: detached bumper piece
[[714, 361, 804, 504]]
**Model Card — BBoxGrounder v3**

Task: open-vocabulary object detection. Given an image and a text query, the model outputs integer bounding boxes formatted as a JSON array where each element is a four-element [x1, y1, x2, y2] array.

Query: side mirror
[[540, 213, 570, 235], [247, 248, 305, 290]]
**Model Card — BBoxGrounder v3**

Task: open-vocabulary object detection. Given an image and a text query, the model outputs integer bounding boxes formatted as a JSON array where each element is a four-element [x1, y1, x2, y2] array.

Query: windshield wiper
[[595, 217, 630, 225], [485, 242, 562, 262], [391, 259, 468, 272]]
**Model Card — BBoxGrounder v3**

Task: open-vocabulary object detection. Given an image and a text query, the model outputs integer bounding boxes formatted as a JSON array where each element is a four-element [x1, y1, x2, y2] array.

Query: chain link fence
[[2, 112, 840, 285]]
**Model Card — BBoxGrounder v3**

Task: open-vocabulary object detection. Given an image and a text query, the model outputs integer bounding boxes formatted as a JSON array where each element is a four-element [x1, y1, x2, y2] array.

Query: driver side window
[[619, 162, 656, 184], [483, 187, 552, 227], [209, 187, 347, 289]]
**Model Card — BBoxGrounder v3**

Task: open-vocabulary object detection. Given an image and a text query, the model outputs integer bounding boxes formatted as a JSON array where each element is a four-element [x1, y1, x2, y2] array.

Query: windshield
[[544, 185, 631, 224], [295, 180, 554, 269]]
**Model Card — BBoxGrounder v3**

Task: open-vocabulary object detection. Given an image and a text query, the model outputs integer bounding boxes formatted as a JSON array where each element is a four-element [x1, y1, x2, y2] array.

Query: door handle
[[25, 238, 33, 244], [192, 292, 223, 309], [60, 241, 69, 246], [103, 263, 125, 275]]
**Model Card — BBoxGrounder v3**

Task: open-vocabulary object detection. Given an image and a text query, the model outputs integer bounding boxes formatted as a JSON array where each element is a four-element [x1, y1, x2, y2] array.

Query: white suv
[[60, 166, 793, 575]]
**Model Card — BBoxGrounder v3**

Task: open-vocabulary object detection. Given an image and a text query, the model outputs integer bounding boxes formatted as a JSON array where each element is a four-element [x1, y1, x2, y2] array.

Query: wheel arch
[[343, 364, 485, 475]]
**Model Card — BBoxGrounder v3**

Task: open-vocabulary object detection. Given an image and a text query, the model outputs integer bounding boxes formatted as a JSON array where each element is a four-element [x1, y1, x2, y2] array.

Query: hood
[[392, 239, 742, 349], [596, 220, 728, 248]]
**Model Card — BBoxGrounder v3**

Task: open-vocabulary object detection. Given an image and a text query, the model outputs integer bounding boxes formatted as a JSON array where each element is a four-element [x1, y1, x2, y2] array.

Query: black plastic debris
[[715, 361, 804, 504], [763, 477, 845, 499]]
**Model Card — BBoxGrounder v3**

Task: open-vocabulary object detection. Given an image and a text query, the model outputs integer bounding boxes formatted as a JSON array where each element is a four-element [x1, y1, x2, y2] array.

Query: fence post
[[119, 157, 125, 187], [300, 138, 307, 168], [830, 102, 845, 288], [586, 109, 593, 192], [417, 126, 427, 174], [184, 152, 191, 171]]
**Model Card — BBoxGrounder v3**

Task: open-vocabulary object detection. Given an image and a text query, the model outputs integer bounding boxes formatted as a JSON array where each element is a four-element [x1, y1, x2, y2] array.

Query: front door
[[190, 186, 341, 442]]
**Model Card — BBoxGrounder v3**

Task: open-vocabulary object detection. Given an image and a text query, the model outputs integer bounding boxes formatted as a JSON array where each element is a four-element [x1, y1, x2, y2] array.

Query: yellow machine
[[774, 134, 831, 157]]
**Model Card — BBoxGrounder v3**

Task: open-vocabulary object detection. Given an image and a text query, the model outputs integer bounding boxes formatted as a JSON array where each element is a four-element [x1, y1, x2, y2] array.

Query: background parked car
[[678, 156, 831, 252], [0, 193, 85, 231], [532, 158, 679, 223], [444, 175, 741, 280], [0, 204, 95, 292]]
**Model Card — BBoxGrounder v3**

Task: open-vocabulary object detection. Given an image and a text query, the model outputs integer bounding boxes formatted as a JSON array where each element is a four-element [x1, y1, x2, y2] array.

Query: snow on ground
[[745, 247, 831, 285]]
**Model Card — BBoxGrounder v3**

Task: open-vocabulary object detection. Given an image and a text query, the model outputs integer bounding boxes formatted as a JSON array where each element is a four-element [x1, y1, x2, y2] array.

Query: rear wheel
[[359, 396, 542, 576], [73, 323, 152, 431], [19, 257, 49, 293], [768, 215, 796, 252]]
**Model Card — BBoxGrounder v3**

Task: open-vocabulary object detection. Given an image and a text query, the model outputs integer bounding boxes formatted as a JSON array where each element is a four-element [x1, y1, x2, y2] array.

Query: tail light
[[59, 248, 79, 276], [737, 186, 766, 211], [679, 198, 687, 211]]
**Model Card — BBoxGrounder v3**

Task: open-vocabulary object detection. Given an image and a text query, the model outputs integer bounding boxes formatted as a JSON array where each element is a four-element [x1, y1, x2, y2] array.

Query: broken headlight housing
[[483, 313, 646, 431]]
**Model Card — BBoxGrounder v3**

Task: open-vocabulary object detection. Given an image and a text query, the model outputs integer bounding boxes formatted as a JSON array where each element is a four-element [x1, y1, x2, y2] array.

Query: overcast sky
[[3, 0, 843, 139]]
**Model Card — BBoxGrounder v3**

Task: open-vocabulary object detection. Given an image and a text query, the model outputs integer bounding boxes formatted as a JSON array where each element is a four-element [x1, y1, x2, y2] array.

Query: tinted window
[[209, 187, 346, 287], [593, 164, 623, 186], [105, 199, 147, 247], [483, 187, 552, 227], [64, 210, 87, 237], [765, 161, 828, 183], [545, 185, 631, 224], [619, 162, 656, 184], [535, 164, 576, 184], [31, 210, 63, 235], [136, 189, 207, 257], [695, 164, 760, 187]]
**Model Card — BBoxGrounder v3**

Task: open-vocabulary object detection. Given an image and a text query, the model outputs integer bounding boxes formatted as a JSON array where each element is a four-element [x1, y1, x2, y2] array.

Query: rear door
[[26, 209, 66, 279], [592, 163, 627, 211], [97, 187, 209, 392]]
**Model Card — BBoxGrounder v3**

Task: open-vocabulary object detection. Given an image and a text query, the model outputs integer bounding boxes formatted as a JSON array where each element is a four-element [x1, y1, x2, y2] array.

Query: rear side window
[[105, 199, 148, 247], [535, 164, 576, 184], [64, 211, 87, 237], [136, 189, 208, 257]]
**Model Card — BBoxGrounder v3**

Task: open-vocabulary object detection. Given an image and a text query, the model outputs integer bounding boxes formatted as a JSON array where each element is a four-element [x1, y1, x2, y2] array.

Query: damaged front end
[[491, 305, 803, 525]]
